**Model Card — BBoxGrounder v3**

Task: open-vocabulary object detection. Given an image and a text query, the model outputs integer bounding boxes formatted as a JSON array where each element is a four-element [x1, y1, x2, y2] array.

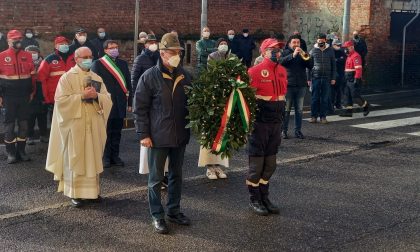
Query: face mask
[[318, 42, 325, 47], [218, 44, 228, 52], [98, 32, 106, 39], [79, 58, 93, 70], [344, 48, 350, 55], [108, 48, 119, 58], [202, 31, 210, 38], [77, 35, 87, 44], [148, 44, 158, 52], [228, 35, 234, 40], [268, 49, 280, 63], [31, 53, 39, 61], [58, 44, 69, 53], [12, 40, 22, 50], [168, 55, 181, 68], [243, 33, 249, 37], [353, 35, 359, 40], [26, 33, 33, 39]]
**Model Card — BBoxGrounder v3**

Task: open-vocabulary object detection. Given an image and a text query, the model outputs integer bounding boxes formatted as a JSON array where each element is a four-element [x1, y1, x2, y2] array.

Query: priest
[[45, 47, 112, 207]]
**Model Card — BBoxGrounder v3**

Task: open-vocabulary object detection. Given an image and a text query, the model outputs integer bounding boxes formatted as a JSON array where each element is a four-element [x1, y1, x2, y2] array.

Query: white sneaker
[[214, 166, 227, 179], [206, 167, 218, 180]]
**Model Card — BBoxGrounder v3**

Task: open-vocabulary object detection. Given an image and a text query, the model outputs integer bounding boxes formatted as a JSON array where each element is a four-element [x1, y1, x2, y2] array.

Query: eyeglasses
[[106, 46, 118, 50], [78, 55, 93, 59], [163, 50, 181, 56], [269, 48, 282, 53]]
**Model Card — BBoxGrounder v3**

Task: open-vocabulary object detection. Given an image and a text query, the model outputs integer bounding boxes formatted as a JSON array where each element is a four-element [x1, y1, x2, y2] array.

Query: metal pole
[[201, 0, 208, 33], [342, 0, 351, 42], [134, 0, 140, 60], [401, 0, 420, 87]]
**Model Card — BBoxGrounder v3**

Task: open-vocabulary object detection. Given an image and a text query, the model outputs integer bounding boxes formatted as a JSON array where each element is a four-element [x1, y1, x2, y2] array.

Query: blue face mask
[[79, 58, 93, 70], [270, 49, 280, 63], [58, 44, 69, 53], [98, 32, 106, 39]]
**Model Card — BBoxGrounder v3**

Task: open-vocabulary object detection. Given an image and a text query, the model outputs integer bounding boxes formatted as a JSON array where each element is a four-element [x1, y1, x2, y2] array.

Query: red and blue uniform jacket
[[0, 47, 36, 97], [37, 51, 75, 104]]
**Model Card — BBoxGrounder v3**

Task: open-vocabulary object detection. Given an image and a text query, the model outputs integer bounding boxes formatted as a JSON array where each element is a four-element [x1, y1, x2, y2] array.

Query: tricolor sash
[[99, 55, 128, 97], [211, 77, 251, 153]]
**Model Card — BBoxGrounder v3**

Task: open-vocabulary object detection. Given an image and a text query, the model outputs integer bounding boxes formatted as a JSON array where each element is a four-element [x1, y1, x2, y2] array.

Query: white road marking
[[304, 107, 420, 122], [352, 116, 420, 130]]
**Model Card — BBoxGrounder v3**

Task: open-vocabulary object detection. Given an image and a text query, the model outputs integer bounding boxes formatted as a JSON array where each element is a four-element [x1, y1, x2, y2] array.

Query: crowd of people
[[0, 26, 370, 234]]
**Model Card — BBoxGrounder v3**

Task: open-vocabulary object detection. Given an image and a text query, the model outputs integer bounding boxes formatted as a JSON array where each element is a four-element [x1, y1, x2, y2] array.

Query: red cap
[[54, 36, 69, 45], [7, 30, 23, 40], [342, 40, 354, 48], [260, 38, 285, 52]]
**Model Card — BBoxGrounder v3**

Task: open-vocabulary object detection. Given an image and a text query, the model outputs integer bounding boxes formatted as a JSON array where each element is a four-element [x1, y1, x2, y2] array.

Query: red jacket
[[248, 58, 287, 101], [345, 51, 362, 79], [37, 51, 75, 104], [0, 47, 35, 97]]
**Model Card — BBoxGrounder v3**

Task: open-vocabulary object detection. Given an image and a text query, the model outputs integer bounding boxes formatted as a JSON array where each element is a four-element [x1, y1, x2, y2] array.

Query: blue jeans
[[283, 86, 306, 133], [148, 146, 186, 220], [311, 78, 330, 118]]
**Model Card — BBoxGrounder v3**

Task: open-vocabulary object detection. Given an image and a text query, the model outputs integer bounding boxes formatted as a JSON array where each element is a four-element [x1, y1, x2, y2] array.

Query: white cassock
[[198, 146, 229, 168], [45, 65, 112, 199]]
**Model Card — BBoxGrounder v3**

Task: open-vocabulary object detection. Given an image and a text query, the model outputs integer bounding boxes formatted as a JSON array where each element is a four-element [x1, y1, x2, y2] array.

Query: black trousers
[[27, 102, 48, 138], [104, 118, 124, 161], [3, 96, 30, 142], [247, 121, 282, 186], [344, 79, 366, 108]]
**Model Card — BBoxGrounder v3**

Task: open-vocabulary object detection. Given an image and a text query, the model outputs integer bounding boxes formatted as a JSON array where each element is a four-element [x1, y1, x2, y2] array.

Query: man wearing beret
[[340, 40, 369, 117], [0, 30, 36, 163], [38, 36, 76, 124], [247, 38, 287, 216]]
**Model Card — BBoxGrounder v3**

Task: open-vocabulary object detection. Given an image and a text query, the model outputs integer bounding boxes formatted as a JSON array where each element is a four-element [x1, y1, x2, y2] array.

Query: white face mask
[[202, 31, 210, 38], [243, 33, 249, 37], [148, 44, 158, 52], [228, 35, 234, 40], [26, 33, 33, 39], [77, 35, 87, 44], [32, 53, 39, 61], [218, 44, 228, 53], [168, 55, 181, 68]]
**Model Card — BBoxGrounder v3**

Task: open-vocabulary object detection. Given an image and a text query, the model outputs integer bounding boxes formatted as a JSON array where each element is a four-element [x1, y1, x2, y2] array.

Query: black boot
[[363, 102, 370, 116], [16, 141, 31, 161], [260, 183, 280, 214], [248, 185, 269, 216], [5, 143, 17, 164]]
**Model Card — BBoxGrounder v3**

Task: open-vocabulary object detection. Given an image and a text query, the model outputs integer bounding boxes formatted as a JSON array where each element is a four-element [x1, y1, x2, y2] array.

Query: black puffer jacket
[[280, 47, 314, 87], [131, 49, 159, 93], [307, 44, 336, 80], [133, 60, 191, 147]]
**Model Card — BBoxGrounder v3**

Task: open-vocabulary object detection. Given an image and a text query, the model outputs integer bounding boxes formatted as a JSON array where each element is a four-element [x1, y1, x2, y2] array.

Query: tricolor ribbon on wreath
[[211, 76, 251, 152]]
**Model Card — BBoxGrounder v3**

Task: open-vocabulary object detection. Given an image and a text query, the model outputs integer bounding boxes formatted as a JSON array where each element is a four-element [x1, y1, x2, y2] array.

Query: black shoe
[[167, 213, 191, 226], [71, 198, 83, 208], [5, 143, 17, 164], [161, 175, 168, 190], [16, 141, 30, 161], [262, 198, 280, 214], [152, 219, 169, 234], [363, 103, 370, 116], [295, 131, 305, 139], [103, 159, 111, 168], [87, 196, 103, 204], [249, 200, 269, 216], [282, 131, 289, 139]]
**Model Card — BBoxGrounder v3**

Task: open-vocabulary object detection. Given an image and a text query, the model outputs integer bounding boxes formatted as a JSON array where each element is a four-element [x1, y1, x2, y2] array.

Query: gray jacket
[[307, 44, 336, 80]]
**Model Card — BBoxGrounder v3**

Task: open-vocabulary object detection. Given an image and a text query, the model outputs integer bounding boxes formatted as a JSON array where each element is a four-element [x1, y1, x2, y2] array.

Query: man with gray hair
[[46, 47, 112, 208]]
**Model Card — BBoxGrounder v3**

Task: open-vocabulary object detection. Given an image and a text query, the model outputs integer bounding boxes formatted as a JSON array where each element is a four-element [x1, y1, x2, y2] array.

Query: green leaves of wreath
[[186, 55, 256, 159]]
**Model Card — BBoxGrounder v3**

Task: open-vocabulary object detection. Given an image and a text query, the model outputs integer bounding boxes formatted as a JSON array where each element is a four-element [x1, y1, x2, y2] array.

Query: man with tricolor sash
[[91, 40, 132, 168], [247, 38, 287, 216]]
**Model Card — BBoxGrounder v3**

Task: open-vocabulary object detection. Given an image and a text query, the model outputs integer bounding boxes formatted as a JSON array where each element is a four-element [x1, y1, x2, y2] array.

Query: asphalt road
[[0, 89, 419, 251]]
